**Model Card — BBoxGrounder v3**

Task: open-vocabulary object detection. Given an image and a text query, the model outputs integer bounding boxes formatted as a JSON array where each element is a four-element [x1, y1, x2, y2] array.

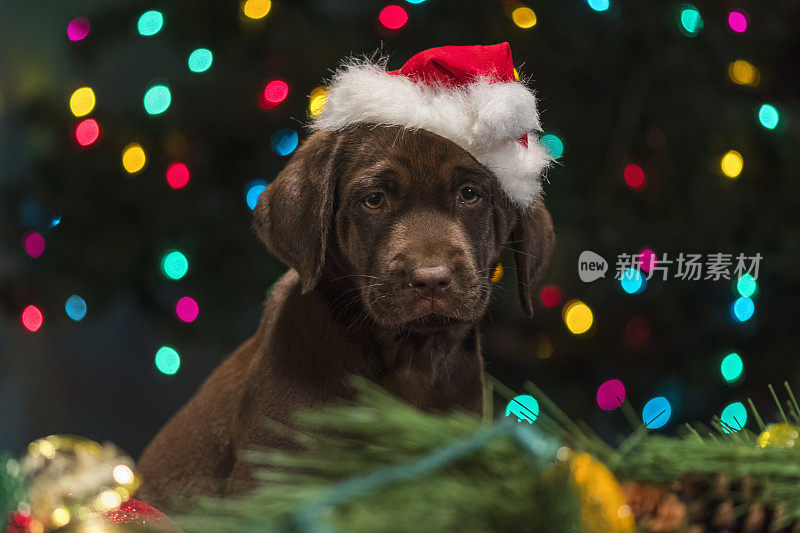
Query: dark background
[[1, 0, 799, 457]]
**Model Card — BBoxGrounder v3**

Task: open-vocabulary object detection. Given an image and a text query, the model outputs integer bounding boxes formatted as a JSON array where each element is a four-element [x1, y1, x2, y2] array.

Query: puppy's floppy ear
[[510, 201, 555, 317], [253, 130, 342, 293]]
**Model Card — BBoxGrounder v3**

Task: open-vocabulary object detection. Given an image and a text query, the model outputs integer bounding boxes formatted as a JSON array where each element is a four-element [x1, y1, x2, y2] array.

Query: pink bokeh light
[[67, 17, 91, 41], [638, 248, 656, 273], [597, 379, 626, 411], [728, 11, 747, 33], [176, 296, 199, 323], [23, 231, 45, 258]]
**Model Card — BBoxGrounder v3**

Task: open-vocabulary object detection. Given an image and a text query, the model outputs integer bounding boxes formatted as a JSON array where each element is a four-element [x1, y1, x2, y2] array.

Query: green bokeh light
[[720, 352, 743, 383], [758, 104, 779, 130], [155, 346, 181, 375], [161, 250, 189, 280], [540, 133, 564, 159], [144, 85, 171, 115], [679, 4, 703, 36], [720, 401, 747, 433], [736, 274, 757, 297], [137, 10, 164, 36], [188, 48, 213, 73]]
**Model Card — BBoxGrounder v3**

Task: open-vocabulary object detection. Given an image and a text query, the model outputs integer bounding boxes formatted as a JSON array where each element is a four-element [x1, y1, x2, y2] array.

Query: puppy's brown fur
[[136, 126, 554, 508]]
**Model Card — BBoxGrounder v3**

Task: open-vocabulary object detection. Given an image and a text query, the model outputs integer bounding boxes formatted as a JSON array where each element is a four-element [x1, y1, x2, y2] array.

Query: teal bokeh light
[[65, 295, 87, 321], [720, 353, 743, 383], [188, 48, 213, 73], [736, 274, 757, 298], [144, 85, 171, 115], [505, 394, 540, 423], [161, 250, 189, 280], [720, 401, 747, 432], [155, 346, 181, 375], [138, 10, 164, 36], [679, 4, 703, 36], [758, 104, 779, 130], [540, 133, 564, 159]]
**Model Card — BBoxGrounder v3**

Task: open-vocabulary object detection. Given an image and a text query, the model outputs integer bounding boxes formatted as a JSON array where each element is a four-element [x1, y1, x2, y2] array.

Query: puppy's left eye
[[459, 186, 479, 204]]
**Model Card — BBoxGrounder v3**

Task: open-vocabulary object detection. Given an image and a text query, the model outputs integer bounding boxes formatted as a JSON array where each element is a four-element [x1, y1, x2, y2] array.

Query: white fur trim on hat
[[310, 60, 551, 206]]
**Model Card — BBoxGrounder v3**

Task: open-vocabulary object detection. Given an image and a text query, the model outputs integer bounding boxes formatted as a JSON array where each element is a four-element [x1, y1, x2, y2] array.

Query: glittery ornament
[[757, 423, 800, 448]]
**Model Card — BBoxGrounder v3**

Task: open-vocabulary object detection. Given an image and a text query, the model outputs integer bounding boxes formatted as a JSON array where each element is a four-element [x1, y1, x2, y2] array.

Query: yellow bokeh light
[[122, 143, 146, 174], [563, 299, 593, 335], [242, 0, 271, 19], [112, 464, 135, 485], [96, 489, 122, 511], [513, 67, 520, 81], [727, 60, 760, 87], [491, 263, 504, 283], [721, 150, 743, 178], [309, 86, 327, 116], [69, 87, 95, 117], [512, 6, 537, 29], [50, 507, 70, 528]]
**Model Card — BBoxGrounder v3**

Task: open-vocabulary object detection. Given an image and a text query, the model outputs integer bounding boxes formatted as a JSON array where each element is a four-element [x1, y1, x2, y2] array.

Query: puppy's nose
[[409, 266, 452, 296]]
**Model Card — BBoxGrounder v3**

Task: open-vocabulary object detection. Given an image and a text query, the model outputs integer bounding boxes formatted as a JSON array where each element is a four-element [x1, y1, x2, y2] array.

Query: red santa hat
[[311, 42, 550, 207]]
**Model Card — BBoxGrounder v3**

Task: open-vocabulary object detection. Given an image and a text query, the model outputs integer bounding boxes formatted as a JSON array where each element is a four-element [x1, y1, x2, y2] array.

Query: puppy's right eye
[[363, 192, 385, 209]]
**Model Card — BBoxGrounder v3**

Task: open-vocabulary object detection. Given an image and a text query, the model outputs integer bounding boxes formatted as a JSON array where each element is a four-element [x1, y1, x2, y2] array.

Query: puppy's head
[[254, 125, 554, 331]]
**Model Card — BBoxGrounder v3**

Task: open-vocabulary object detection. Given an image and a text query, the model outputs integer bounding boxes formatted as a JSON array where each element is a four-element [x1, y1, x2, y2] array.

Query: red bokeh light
[[75, 118, 100, 146], [166, 162, 190, 189], [21, 305, 43, 332], [259, 80, 289, 109], [379, 5, 408, 30], [539, 285, 561, 307], [23, 231, 45, 258], [624, 163, 645, 189], [624, 315, 651, 347]]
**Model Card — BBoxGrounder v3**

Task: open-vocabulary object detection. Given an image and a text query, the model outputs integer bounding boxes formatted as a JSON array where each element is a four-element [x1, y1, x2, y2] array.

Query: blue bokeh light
[[245, 179, 268, 210], [731, 296, 755, 322], [270, 129, 299, 156], [620, 268, 646, 294], [587, 0, 610, 12], [642, 396, 672, 429], [65, 295, 87, 321]]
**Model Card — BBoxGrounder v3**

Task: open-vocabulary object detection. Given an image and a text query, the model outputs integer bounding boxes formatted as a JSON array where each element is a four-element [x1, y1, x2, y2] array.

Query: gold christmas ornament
[[569, 451, 635, 533], [757, 423, 800, 448], [20, 435, 140, 530]]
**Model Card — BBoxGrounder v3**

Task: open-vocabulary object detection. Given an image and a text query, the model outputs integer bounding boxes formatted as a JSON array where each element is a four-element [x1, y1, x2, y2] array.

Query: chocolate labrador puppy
[[136, 124, 554, 508]]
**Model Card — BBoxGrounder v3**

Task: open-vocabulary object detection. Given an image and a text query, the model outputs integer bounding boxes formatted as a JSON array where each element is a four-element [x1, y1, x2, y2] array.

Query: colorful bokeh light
[[511, 6, 537, 28], [720, 352, 743, 383], [638, 248, 656, 273], [67, 17, 90, 41], [728, 60, 760, 87], [271, 129, 299, 156], [75, 119, 100, 147], [642, 397, 671, 429], [505, 394, 539, 423], [720, 401, 747, 432], [166, 162, 190, 189], [309, 86, 327, 116], [175, 296, 199, 323], [137, 11, 164, 36], [379, 5, 409, 30], [597, 379, 625, 411], [623, 164, 646, 189], [188, 48, 213, 73], [260, 80, 289, 109], [678, 4, 703, 36], [563, 300, 593, 335], [65, 295, 87, 322], [587, 0, 610, 12], [758, 104, 779, 130], [540, 133, 564, 159], [69, 87, 95, 117], [727, 11, 747, 33], [161, 250, 189, 280], [155, 346, 181, 375], [242, 0, 272, 19], [736, 274, 757, 298], [540, 285, 561, 307], [143, 85, 171, 115], [731, 296, 755, 322], [122, 143, 146, 174], [21, 305, 43, 332], [720, 150, 743, 178], [245, 179, 268, 210], [620, 268, 646, 294], [23, 231, 45, 258]]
